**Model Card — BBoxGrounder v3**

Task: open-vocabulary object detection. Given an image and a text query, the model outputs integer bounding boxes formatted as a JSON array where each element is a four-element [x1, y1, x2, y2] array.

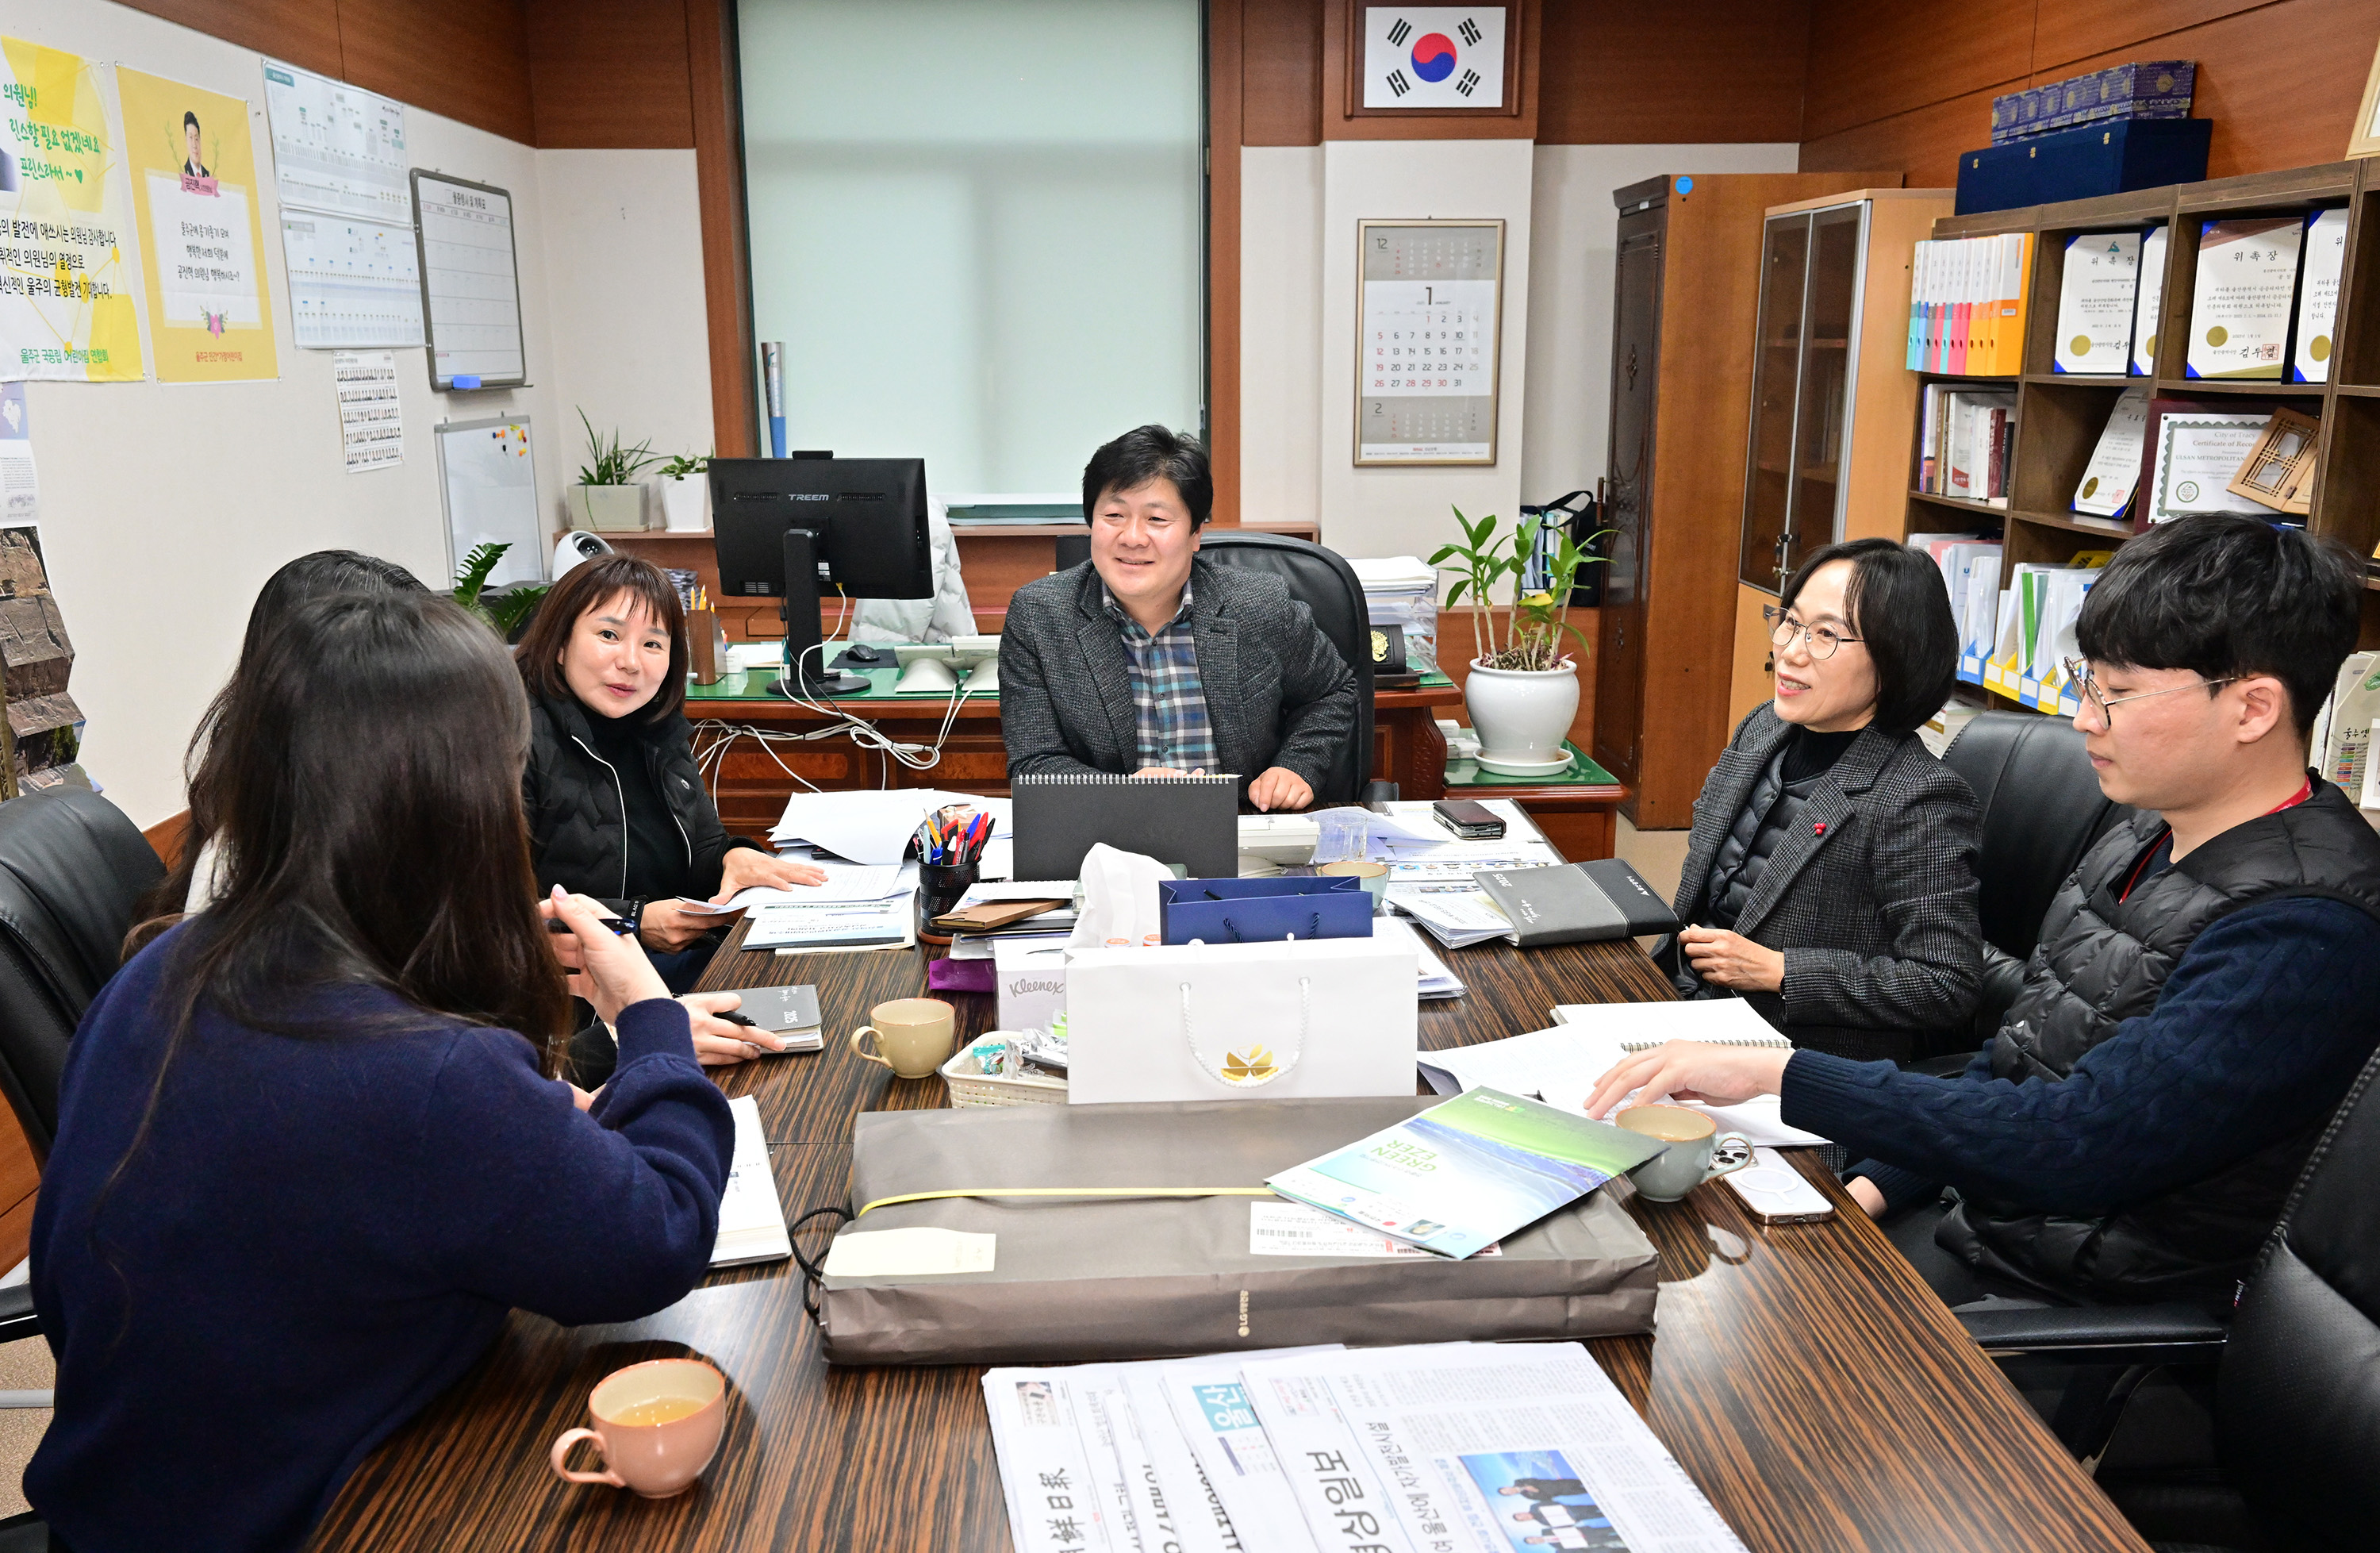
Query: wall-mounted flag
[[1362, 7, 1507, 110]]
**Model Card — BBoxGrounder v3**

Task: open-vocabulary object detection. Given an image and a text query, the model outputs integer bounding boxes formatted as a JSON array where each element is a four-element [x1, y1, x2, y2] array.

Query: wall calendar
[[1356, 219, 1503, 466]]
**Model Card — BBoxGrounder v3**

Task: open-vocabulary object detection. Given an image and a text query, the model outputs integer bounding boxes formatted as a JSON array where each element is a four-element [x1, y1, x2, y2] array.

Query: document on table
[[1418, 1008, 1827, 1147], [770, 788, 1013, 865], [1387, 881, 1513, 948], [674, 863, 914, 915], [1375, 914, 1465, 998], [1239, 1343, 1751, 1553], [743, 895, 912, 951], [708, 1097, 790, 1267]]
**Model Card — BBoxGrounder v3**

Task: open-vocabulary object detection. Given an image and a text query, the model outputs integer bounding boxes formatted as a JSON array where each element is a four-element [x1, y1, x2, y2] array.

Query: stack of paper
[[1365, 800, 1560, 951], [770, 789, 1013, 866], [1415, 1005, 1827, 1148], [743, 895, 914, 953], [984, 1341, 1752, 1552], [674, 862, 917, 916]]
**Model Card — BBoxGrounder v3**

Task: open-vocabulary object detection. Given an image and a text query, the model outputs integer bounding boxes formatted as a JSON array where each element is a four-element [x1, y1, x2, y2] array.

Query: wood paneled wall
[[1801, 0, 2380, 185]]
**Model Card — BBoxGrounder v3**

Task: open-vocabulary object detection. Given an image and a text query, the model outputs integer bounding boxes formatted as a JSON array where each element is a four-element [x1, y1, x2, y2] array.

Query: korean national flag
[[1363, 7, 1507, 109]]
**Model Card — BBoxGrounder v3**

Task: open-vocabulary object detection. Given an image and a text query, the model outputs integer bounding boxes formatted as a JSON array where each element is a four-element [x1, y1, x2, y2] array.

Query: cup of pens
[[916, 805, 993, 943]]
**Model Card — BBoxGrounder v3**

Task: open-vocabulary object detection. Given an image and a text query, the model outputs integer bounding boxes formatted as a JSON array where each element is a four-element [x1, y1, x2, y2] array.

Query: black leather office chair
[[1958, 1042, 2380, 1551], [1196, 532, 1392, 805], [1935, 713, 2133, 1057]]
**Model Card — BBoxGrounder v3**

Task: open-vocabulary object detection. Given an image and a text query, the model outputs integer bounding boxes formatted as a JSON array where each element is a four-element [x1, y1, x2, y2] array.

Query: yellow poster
[[0, 37, 141, 381], [116, 66, 277, 382]]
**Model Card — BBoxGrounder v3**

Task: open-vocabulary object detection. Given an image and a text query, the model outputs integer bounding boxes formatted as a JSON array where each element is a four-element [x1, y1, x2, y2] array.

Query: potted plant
[[566, 409, 657, 532], [1429, 507, 1604, 777], [656, 451, 712, 533], [453, 542, 549, 642]]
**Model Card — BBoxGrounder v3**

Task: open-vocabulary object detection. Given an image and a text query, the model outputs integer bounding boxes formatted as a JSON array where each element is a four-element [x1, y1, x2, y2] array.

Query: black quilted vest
[[1943, 778, 2380, 1307], [1699, 752, 1826, 936]]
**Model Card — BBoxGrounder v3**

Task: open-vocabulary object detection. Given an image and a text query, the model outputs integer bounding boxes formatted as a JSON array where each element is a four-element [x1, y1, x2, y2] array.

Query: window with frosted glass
[[737, 0, 1204, 492]]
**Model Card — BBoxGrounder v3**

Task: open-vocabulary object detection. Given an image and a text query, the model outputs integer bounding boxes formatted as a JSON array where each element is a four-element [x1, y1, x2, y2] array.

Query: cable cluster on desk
[[689, 636, 988, 799]]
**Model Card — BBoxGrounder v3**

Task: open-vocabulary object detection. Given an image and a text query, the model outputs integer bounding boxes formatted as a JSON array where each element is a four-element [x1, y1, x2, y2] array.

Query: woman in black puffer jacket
[[516, 556, 827, 1070]]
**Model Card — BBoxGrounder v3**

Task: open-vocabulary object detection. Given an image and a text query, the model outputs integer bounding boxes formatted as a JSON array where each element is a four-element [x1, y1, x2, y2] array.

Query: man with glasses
[[1587, 513, 2380, 1312]]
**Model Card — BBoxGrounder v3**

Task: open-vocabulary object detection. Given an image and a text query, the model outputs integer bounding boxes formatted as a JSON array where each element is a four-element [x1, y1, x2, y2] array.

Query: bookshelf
[[1906, 160, 2380, 718]]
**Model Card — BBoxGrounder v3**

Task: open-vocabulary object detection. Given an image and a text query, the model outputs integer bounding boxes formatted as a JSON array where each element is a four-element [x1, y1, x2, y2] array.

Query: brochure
[[1265, 1087, 1662, 1259], [2052, 232, 2140, 373]]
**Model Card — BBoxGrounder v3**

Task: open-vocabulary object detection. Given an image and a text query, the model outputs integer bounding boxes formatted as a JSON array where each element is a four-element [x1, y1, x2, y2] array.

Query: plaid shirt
[[1102, 579, 1219, 773]]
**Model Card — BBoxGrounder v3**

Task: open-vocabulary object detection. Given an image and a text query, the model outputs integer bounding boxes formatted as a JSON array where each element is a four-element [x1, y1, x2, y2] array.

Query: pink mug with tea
[[549, 1357, 727, 1498]]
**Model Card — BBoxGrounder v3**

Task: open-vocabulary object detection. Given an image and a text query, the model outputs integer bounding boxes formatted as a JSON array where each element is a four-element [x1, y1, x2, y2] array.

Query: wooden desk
[[1444, 741, 1629, 862], [685, 673, 1464, 833], [310, 932, 2147, 1551]]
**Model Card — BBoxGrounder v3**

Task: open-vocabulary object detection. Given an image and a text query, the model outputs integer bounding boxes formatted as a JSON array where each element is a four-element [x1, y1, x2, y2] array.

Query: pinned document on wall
[[1356, 219, 1503, 465], [115, 67, 279, 382], [435, 417, 540, 587], [335, 352, 401, 471], [261, 60, 424, 351], [0, 385, 36, 523], [0, 36, 143, 382]]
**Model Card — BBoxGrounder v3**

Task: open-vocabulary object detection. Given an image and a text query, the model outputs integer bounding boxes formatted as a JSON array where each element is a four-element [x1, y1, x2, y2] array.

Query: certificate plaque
[[2186, 218, 2303, 380], [2293, 209, 2350, 382], [2053, 233, 2140, 374], [2132, 225, 2167, 376]]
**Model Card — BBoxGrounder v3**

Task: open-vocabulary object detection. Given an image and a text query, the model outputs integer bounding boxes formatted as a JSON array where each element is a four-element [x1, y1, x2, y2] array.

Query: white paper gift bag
[[1064, 936, 1418, 1104]]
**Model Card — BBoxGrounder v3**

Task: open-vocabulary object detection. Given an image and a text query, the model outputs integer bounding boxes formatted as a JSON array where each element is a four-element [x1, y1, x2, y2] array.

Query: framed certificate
[[2350, 36, 2380, 159], [1356, 218, 1503, 466], [2141, 406, 2282, 525]]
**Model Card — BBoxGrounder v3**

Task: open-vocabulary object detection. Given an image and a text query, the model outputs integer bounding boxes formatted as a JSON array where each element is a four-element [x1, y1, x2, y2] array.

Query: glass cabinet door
[[1789, 204, 1863, 575], [1739, 215, 1810, 591]]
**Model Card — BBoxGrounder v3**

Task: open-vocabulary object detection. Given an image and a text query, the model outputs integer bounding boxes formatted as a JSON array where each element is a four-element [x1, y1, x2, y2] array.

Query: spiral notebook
[[1012, 772, 1238, 882]]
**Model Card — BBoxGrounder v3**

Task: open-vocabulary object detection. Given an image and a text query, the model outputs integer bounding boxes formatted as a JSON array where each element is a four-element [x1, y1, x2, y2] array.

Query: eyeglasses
[[1764, 605, 1861, 660], [2059, 657, 2240, 725]]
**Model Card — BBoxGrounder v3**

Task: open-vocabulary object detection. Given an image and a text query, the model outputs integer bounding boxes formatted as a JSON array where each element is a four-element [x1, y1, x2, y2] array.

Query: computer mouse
[[844, 644, 881, 663]]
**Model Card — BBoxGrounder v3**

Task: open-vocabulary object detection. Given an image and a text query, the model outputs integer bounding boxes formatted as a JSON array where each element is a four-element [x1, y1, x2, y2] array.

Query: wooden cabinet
[[1591, 171, 1900, 829], [1729, 189, 1953, 713]]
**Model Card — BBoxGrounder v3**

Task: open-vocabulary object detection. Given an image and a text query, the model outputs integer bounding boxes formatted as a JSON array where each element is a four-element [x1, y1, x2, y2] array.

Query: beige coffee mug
[[1615, 1104, 1753, 1204], [549, 1357, 726, 1498], [850, 997, 956, 1079]]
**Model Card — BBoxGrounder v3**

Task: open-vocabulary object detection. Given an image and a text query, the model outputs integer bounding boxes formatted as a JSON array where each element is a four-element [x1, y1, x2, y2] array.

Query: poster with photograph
[[0, 36, 143, 382], [116, 67, 278, 382]]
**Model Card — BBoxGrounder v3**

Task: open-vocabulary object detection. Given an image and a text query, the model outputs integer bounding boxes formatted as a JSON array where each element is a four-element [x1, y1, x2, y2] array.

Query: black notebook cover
[[1471, 859, 1680, 947], [1012, 773, 1239, 882]]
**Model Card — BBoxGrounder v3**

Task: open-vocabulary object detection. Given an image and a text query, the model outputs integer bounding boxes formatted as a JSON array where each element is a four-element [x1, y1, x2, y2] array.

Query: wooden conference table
[[309, 932, 2147, 1550]]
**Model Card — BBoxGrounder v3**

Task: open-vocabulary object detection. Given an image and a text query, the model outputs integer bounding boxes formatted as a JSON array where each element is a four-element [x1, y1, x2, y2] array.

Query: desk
[[1444, 741, 1628, 861], [683, 670, 1464, 833], [310, 932, 2148, 1551]]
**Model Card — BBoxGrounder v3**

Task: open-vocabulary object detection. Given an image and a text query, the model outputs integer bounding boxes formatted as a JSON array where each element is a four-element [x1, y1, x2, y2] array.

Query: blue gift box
[[1956, 117, 2211, 217], [1158, 875, 1375, 945]]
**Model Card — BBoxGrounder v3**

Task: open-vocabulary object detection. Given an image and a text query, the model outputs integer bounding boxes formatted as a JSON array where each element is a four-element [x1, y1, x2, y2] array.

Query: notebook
[[1470, 859, 1680, 947], [710, 1095, 793, 1267], [715, 984, 823, 1054], [1011, 772, 1238, 882]]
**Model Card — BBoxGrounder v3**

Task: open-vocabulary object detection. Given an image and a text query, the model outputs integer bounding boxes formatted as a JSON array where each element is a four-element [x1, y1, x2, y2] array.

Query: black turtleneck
[[575, 702, 689, 901], [1781, 725, 1862, 784]]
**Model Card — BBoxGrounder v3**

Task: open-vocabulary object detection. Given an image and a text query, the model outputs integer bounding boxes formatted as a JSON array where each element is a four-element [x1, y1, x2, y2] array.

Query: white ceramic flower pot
[[659, 475, 709, 532], [1464, 660, 1580, 777], [568, 483, 647, 532]]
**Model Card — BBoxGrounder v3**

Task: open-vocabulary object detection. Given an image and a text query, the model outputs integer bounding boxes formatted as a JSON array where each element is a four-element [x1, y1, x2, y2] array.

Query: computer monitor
[[708, 456, 934, 697]]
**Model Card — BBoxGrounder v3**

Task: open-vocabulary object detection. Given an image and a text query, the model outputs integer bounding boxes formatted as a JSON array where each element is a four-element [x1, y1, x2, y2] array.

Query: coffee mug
[[1317, 859, 1390, 908], [549, 1357, 726, 1498], [1615, 1105, 1753, 1204], [850, 997, 956, 1079]]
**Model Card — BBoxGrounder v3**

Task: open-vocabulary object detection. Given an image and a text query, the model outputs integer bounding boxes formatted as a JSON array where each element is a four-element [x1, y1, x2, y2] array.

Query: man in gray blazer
[[999, 425, 1355, 811]]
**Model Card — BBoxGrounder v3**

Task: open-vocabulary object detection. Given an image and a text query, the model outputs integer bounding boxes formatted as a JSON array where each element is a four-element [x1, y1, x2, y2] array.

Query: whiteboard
[[436, 417, 544, 588], [410, 170, 527, 390]]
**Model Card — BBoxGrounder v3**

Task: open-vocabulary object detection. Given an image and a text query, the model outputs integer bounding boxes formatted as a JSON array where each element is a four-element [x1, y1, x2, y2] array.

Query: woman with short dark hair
[[513, 555, 825, 1065], [29, 592, 732, 1549], [1667, 537, 1982, 1063]]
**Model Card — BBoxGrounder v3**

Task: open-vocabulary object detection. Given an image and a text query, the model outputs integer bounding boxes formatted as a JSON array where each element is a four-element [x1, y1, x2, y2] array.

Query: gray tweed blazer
[[999, 556, 1356, 797], [1673, 704, 1984, 1061]]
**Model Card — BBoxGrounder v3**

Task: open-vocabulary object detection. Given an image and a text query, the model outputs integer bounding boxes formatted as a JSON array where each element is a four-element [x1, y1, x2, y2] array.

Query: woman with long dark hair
[[27, 593, 732, 1551], [513, 555, 825, 1018], [1667, 537, 1983, 1063]]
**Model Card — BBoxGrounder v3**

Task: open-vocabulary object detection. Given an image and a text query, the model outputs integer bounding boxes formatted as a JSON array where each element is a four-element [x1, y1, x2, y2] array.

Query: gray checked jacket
[[1673, 704, 1983, 1062], [998, 557, 1356, 798]]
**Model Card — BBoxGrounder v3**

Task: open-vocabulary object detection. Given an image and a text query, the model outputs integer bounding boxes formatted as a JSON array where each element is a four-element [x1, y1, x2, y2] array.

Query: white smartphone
[[1722, 1147, 1837, 1224]]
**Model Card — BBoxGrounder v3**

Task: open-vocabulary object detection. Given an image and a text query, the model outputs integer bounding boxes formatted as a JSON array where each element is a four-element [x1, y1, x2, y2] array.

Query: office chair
[[0, 788, 167, 1354], [1933, 713, 2133, 1059], [1196, 532, 1395, 805], [1957, 1040, 2380, 1551]]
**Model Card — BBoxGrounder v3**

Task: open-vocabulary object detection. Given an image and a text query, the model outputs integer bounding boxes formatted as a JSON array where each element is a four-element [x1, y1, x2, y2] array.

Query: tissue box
[[993, 936, 1069, 1032]]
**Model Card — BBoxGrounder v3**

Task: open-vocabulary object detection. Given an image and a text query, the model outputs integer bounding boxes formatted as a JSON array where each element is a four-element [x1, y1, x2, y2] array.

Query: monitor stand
[[771, 527, 867, 698]]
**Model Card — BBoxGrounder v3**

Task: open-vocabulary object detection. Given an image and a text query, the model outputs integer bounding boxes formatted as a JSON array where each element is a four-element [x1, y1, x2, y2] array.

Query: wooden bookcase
[[1914, 159, 2380, 717]]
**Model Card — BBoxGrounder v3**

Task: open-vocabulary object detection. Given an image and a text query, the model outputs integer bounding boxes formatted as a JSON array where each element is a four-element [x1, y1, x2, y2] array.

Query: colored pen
[[547, 915, 639, 936]]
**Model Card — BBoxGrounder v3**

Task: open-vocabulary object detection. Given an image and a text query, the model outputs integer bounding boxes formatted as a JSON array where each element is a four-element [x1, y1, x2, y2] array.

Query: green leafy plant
[[1428, 506, 1608, 672], [575, 407, 658, 486], [657, 451, 712, 479], [453, 541, 549, 640]]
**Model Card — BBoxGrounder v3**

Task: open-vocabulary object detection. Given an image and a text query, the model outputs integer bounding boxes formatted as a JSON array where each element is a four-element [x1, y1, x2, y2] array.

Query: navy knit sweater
[[1781, 895, 2380, 1217], [25, 928, 735, 1553]]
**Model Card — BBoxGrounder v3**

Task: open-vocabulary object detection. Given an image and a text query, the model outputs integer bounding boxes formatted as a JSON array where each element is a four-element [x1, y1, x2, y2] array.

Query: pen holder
[[917, 862, 980, 946], [689, 608, 726, 685]]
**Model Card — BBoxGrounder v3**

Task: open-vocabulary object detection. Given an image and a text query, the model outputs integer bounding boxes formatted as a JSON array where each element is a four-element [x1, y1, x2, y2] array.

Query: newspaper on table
[[984, 1343, 1750, 1553]]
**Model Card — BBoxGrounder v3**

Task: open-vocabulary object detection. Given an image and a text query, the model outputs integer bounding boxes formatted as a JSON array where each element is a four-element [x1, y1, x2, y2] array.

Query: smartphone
[[1721, 1147, 1837, 1224], [1430, 798, 1506, 840]]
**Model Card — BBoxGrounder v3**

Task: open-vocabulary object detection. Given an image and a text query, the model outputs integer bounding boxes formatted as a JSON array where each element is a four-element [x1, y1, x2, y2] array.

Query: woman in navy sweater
[[26, 593, 735, 1552]]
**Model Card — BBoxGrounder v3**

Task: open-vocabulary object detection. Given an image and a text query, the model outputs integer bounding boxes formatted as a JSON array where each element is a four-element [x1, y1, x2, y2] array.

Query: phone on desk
[[1721, 1147, 1837, 1224], [1430, 798, 1505, 840]]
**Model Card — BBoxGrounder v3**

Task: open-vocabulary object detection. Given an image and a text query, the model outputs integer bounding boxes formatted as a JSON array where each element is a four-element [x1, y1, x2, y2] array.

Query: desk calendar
[[1356, 219, 1503, 465]]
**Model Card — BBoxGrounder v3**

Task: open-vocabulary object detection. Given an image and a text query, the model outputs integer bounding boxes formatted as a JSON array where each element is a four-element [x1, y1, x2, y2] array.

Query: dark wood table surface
[[310, 929, 2148, 1552]]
